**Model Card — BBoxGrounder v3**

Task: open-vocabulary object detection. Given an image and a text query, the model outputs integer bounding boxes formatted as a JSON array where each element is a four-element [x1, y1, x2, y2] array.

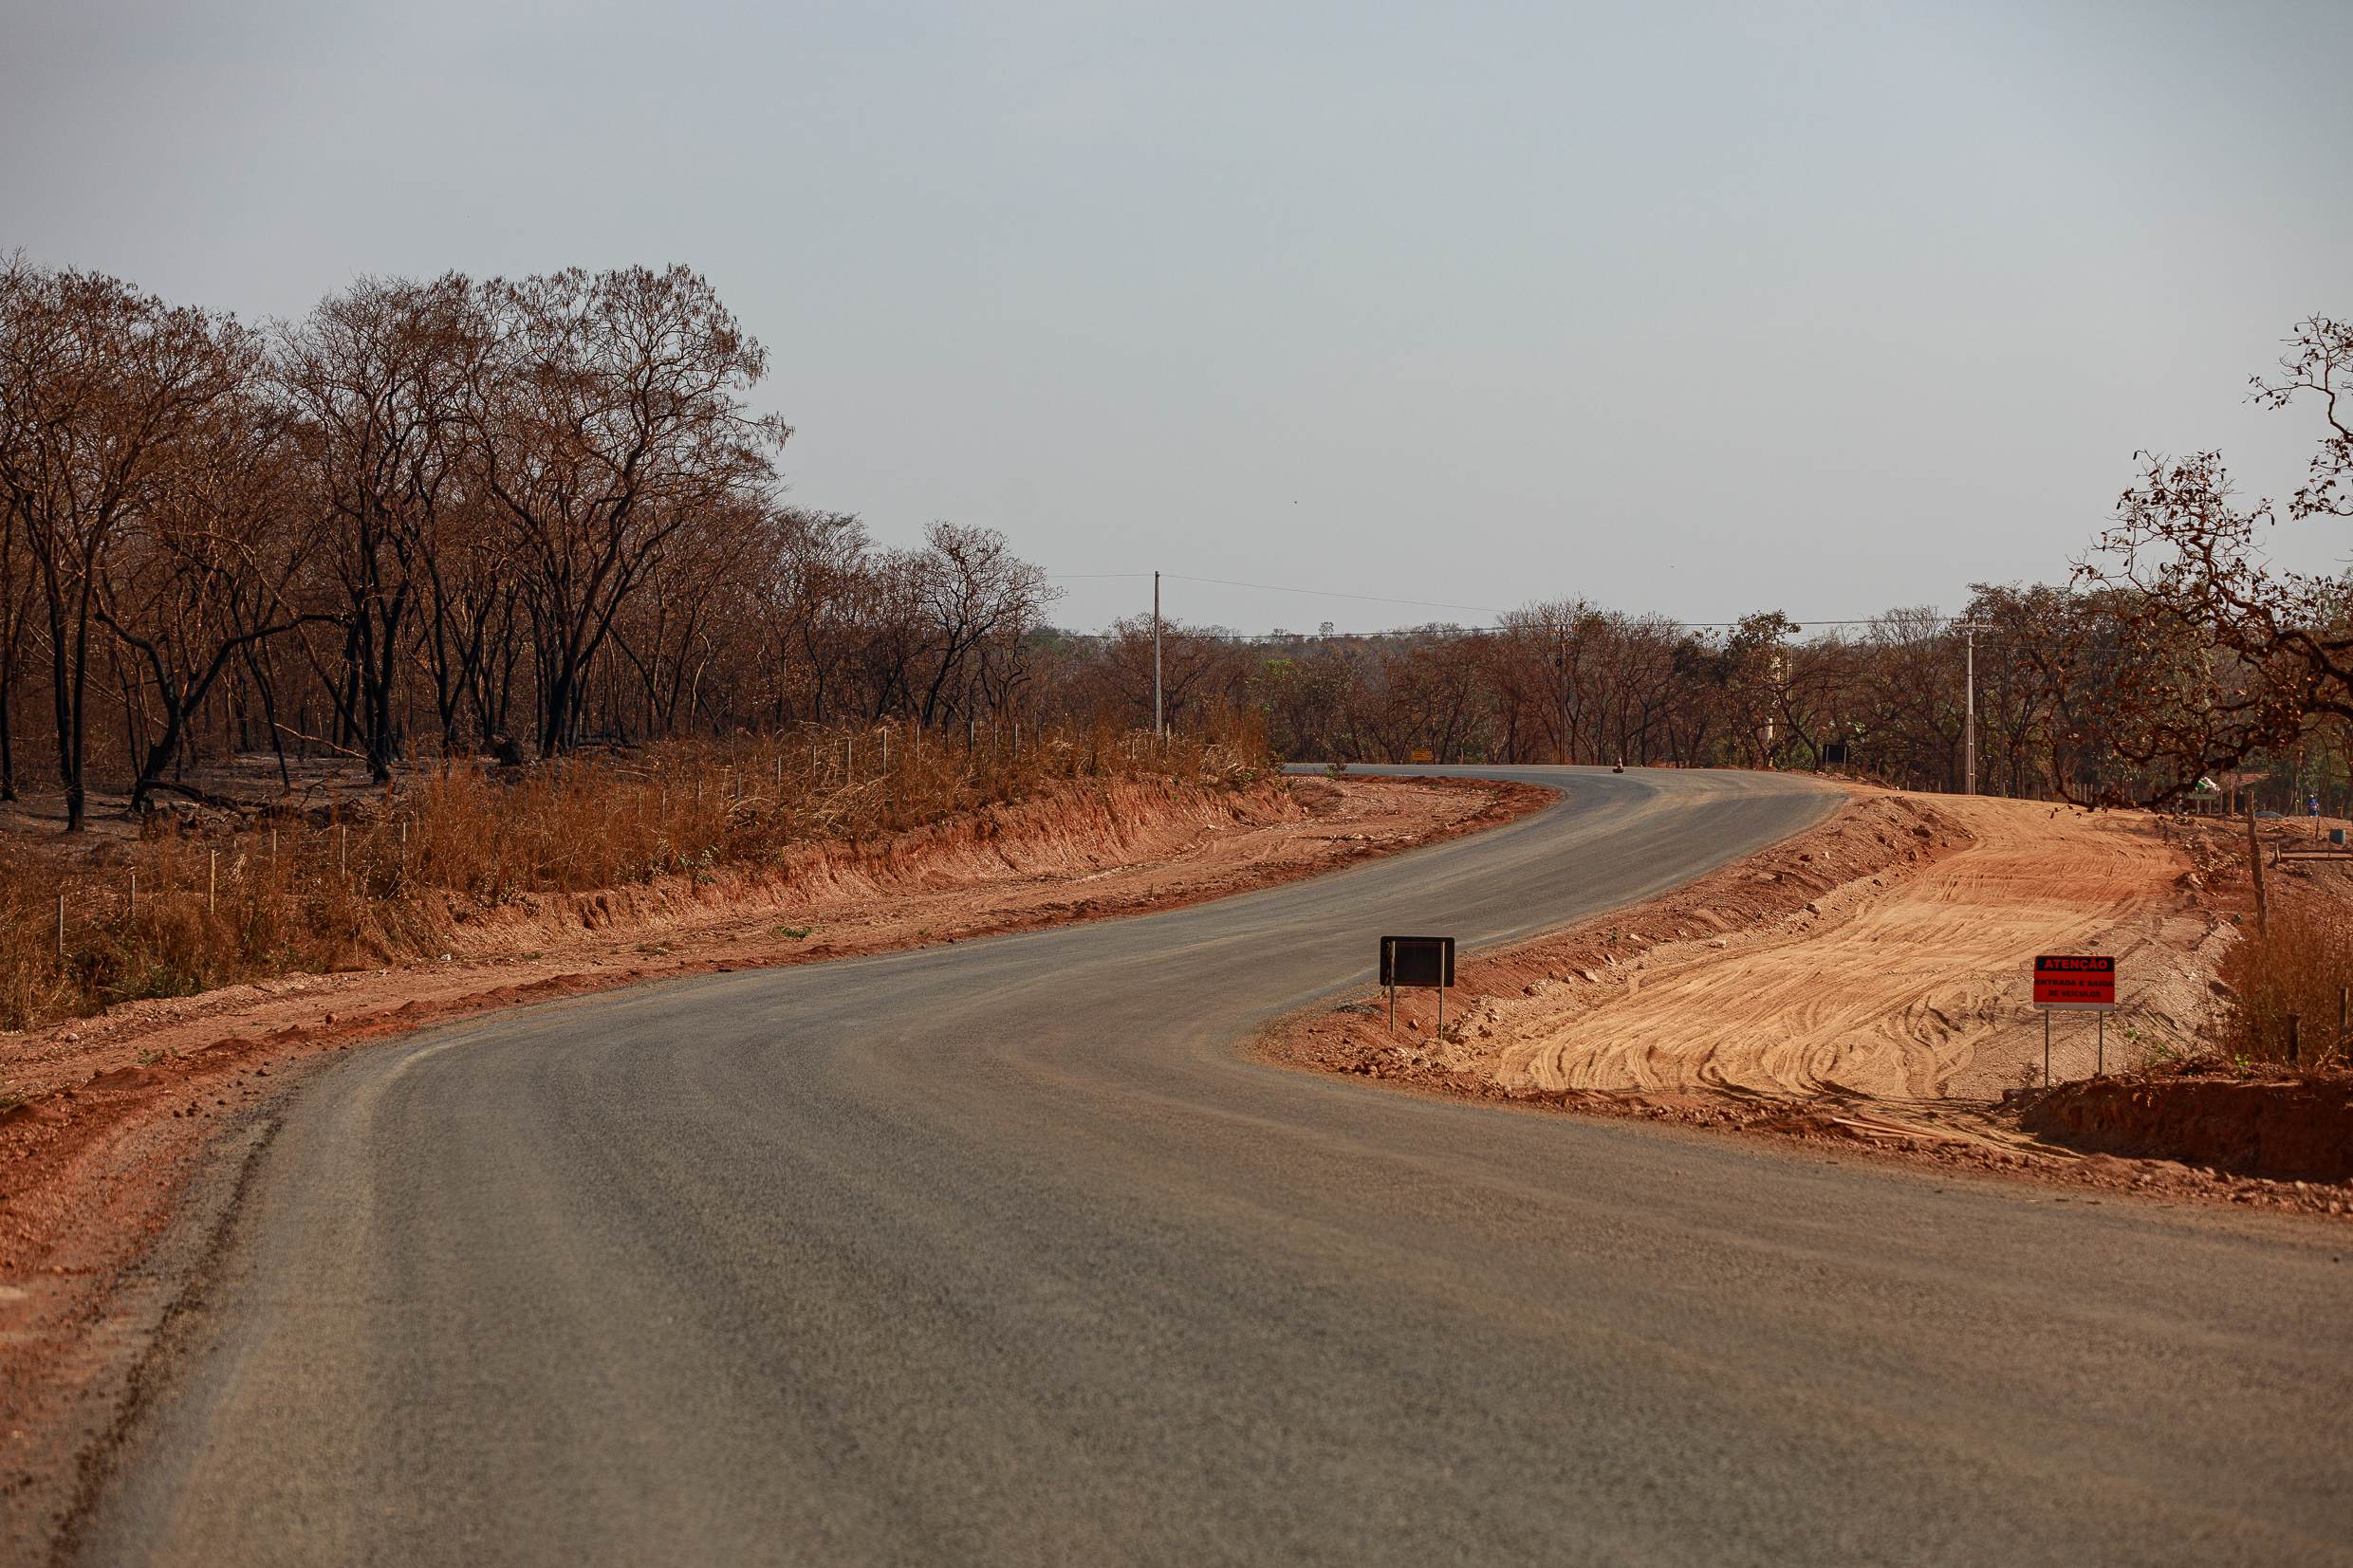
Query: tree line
[[4, 257, 2347, 826], [1049, 591, 2285, 803], [0, 258, 1065, 830], [1047, 310, 2353, 813]]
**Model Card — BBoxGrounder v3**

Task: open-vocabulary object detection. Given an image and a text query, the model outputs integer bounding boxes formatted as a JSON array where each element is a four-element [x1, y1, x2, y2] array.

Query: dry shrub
[[2214, 896, 2353, 1068], [0, 846, 84, 1030], [398, 707, 1269, 900], [0, 711, 1275, 1030], [0, 830, 397, 1031]]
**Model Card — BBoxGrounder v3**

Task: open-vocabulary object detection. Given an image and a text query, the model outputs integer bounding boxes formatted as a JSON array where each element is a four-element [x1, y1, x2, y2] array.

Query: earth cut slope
[[1492, 791, 2215, 1102]]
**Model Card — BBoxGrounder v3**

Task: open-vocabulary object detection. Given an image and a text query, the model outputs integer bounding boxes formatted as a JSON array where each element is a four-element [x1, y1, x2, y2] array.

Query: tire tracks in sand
[[1491, 792, 2226, 1103]]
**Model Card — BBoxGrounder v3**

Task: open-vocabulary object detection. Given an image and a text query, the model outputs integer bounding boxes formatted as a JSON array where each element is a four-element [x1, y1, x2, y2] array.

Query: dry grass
[[0, 710, 1273, 1029], [2214, 896, 2353, 1069]]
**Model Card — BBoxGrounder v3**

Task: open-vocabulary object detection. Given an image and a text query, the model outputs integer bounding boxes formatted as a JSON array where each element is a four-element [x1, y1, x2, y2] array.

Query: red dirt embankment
[[2021, 1071, 2353, 1181], [1273, 787, 1978, 1094], [5, 771, 1549, 1264]]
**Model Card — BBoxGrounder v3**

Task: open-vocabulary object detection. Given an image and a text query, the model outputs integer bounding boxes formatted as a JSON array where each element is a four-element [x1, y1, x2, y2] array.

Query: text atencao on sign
[[2032, 954, 2116, 1011]]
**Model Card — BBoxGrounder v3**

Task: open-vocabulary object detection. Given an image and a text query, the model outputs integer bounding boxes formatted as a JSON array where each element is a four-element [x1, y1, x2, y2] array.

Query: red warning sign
[[2033, 954, 2116, 1011]]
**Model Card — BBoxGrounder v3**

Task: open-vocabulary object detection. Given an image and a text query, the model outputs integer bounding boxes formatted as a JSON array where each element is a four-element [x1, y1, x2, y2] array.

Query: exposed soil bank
[[1265, 777, 2353, 1223], [2020, 1071, 2353, 1181], [0, 770, 1548, 1559], [1277, 785, 1978, 1095]]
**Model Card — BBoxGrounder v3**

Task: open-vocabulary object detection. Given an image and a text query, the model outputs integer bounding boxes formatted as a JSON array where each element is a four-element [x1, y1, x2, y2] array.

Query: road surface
[[76, 766, 2353, 1565]]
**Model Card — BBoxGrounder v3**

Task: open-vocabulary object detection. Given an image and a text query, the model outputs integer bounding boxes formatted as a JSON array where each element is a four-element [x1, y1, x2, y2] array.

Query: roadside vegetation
[[0, 711, 1269, 1029], [2211, 896, 2353, 1071]]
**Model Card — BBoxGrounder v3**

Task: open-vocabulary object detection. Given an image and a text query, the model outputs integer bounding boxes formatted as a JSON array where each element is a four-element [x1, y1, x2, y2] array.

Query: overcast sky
[[5, 1, 2347, 636]]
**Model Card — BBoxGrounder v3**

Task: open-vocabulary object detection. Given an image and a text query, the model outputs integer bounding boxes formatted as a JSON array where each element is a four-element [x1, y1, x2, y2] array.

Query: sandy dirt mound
[[1488, 791, 2218, 1102], [1278, 787, 2229, 1107], [1280, 784, 2231, 1104]]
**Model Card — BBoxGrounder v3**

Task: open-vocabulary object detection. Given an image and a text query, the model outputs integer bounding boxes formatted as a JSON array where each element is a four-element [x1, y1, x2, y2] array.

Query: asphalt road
[[78, 766, 2353, 1566]]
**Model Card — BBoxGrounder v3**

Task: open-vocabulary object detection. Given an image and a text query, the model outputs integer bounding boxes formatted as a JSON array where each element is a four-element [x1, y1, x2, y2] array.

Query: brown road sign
[[1380, 935, 1455, 1038], [1380, 936, 1454, 988]]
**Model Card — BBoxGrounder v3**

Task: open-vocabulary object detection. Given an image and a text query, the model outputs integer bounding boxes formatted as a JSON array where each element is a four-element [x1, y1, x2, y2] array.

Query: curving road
[[78, 767, 2353, 1565]]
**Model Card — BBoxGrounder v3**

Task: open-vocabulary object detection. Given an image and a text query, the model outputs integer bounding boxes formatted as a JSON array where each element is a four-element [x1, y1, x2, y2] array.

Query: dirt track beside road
[[1289, 785, 2225, 1105], [1492, 789, 2224, 1102]]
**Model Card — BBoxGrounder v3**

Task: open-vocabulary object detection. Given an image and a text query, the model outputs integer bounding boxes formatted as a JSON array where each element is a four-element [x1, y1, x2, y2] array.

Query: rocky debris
[[1287, 777, 1346, 816]]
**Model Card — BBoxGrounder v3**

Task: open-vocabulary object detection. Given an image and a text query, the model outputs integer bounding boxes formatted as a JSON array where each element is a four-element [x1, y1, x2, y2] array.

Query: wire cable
[[1047, 572, 1990, 632]]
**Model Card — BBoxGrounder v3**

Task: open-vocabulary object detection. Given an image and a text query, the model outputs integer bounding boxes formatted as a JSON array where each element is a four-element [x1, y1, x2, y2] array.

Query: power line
[[1051, 573, 1504, 615], [1047, 573, 1992, 631], [1049, 626, 2016, 649], [1163, 574, 1507, 615]]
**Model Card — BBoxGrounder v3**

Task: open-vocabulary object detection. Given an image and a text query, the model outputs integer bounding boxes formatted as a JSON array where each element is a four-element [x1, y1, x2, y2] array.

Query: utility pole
[[1556, 626, 1568, 766], [1954, 621, 1992, 795], [1153, 570, 1163, 738]]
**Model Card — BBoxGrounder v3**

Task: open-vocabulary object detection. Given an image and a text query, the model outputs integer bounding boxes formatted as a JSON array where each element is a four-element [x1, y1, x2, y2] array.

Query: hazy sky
[[6, 1, 2348, 636]]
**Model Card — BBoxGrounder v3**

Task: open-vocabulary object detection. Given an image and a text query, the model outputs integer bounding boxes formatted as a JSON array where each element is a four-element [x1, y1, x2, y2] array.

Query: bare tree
[[0, 260, 247, 828], [1061, 613, 1244, 729], [608, 498, 773, 737], [0, 420, 33, 800], [277, 274, 480, 779], [764, 509, 880, 728], [904, 522, 1058, 728], [469, 266, 788, 753], [1251, 644, 1361, 761], [2071, 317, 2353, 800], [95, 383, 325, 811]]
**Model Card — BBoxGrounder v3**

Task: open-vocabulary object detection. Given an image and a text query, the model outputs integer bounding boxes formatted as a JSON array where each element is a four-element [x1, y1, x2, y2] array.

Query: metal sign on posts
[[1380, 935, 1454, 1037], [1409, 748, 1434, 764], [2031, 955, 2117, 1084]]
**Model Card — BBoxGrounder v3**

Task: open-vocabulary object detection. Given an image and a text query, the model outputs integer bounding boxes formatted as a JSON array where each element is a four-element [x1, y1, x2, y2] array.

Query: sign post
[[1380, 936, 1455, 1038], [2031, 955, 2117, 1084]]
